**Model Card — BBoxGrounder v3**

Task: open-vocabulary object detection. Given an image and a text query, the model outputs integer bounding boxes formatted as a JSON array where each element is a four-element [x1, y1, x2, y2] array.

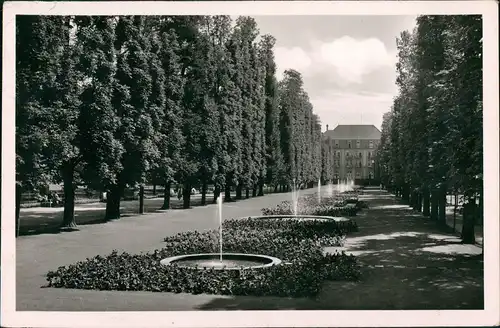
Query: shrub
[[46, 242, 360, 298], [262, 201, 360, 218], [261, 192, 365, 218], [222, 217, 358, 237], [45, 212, 361, 298]]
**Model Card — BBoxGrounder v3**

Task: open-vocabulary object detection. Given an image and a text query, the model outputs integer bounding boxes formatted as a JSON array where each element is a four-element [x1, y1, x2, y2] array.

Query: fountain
[[218, 194, 223, 262], [317, 178, 321, 204], [326, 181, 334, 197], [160, 190, 283, 271], [291, 178, 300, 216], [160, 253, 282, 270], [338, 179, 345, 193]]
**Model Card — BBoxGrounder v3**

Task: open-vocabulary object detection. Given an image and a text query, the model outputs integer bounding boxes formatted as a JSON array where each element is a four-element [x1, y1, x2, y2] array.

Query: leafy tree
[[154, 26, 185, 210], [278, 69, 307, 187], [220, 23, 245, 202], [16, 15, 332, 234], [229, 17, 259, 200], [249, 44, 267, 197], [16, 16, 68, 234], [378, 15, 482, 243], [258, 35, 283, 192], [102, 16, 154, 219], [77, 16, 124, 221]]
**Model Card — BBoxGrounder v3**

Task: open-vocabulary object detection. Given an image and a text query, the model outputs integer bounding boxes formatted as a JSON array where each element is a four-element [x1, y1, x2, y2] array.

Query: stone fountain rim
[[246, 214, 350, 222], [160, 252, 282, 270]]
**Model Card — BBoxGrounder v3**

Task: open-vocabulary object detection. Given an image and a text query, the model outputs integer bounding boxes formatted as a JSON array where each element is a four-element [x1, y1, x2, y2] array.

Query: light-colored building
[[323, 124, 381, 182]]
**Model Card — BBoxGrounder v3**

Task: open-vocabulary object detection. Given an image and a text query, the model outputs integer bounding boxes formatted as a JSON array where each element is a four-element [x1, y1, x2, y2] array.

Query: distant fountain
[[217, 194, 223, 262], [326, 181, 334, 197], [317, 179, 321, 204], [338, 179, 345, 193], [291, 178, 300, 216]]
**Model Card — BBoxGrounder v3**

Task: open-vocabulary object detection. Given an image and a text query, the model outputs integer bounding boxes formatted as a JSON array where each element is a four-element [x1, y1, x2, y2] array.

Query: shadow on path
[[18, 192, 271, 237], [197, 189, 484, 310]]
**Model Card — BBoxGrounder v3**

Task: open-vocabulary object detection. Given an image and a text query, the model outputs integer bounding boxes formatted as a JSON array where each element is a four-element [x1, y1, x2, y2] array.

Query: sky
[[251, 15, 418, 131]]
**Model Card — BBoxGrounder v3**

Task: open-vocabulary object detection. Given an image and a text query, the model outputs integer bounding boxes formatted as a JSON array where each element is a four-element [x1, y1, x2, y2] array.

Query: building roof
[[323, 124, 381, 140]]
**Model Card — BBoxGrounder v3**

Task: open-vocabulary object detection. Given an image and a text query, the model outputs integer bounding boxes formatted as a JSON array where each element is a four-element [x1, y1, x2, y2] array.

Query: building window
[[369, 141, 374, 149], [368, 151, 372, 159], [335, 140, 339, 148], [336, 151, 341, 157], [356, 140, 360, 148], [346, 151, 350, 158], [348, 141, 352, 148], [358, 152, 362, 158]]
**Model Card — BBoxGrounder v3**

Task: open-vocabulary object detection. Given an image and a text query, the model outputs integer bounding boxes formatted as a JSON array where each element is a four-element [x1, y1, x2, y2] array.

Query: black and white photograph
[[2, 1, 499, 327]]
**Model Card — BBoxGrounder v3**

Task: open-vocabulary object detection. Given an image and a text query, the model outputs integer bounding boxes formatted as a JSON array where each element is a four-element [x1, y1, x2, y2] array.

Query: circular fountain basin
[[248, 214, 350, 222], [160, 253, 282, 270]]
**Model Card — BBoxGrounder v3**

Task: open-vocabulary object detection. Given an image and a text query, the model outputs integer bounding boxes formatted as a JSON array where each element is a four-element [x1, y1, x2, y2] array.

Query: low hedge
[[262, 202, 360, 217], [45, 216, 360, 298], [222, 217, 358, 241], [261, 191, 366, 217]]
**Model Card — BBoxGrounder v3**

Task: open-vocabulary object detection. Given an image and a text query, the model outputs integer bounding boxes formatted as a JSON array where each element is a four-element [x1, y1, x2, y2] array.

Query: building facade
[[323, 124, 381, 183]]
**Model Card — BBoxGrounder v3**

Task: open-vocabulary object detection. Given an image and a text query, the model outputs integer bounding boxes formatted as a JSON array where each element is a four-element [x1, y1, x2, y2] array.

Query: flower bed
[[45, 214, 360, 298], [262, 194, 361, 217]]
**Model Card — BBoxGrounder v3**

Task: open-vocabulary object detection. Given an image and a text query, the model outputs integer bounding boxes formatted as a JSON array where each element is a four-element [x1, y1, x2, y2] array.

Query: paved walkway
[[16, 188, 318, 310], [16, 187, 483, 310]]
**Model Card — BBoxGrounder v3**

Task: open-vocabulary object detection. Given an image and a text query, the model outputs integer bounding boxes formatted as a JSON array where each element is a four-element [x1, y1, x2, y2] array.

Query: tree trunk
[[417, 192, 422, 212], [423, 187, 430, 216], [430, 190, 438, 221], [252, 186, 257, 197], [403, 184, 410, 203], [16, 183, 22, 237], [224, 183, 232, 202], [461, 201, 476, 244], [161, 181, 171, 209], [478, 191, 483, 225], [153, 184, 156, 196], [437, 187, 446, 226], [213, 186, 220, 204], [258, 180, 264, 196], [235, 184, 242, 200], [274, 185, 278, 193], [201, 180, 207, 206], [105, 185, 121, 221], [61, 163, 77, 229], [139, 185, 145, 214], [412, 191, 418, 210], [453, 193, 458, 230], [183, 182, 191, 209], [245, 188, 250, 199]]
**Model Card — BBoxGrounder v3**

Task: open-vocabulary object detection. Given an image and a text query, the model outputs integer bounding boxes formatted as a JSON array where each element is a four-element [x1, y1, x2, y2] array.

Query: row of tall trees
[[16, 15, 324, 235], [376, 15, 483, 244]]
